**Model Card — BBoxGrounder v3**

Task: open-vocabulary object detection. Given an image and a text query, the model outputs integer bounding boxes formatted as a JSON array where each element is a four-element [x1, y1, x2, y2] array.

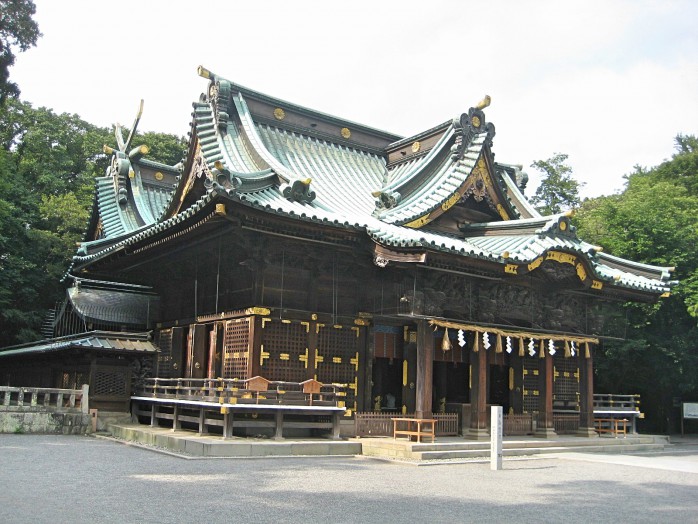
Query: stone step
[[109, 423, 362, 457], [414, 442, 667, 461], [413, 436, 658, 453]]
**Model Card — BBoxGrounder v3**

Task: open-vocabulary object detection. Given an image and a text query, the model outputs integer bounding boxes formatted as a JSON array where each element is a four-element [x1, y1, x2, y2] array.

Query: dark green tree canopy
[[0, 0, 41, 103], [0, 98, 185, 346], [529, 153, 583, 215], [574, 134, 698, 432]]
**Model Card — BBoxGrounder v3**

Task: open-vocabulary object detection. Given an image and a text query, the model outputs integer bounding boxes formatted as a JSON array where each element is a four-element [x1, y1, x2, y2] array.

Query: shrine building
[[0, 67, 674, 437]]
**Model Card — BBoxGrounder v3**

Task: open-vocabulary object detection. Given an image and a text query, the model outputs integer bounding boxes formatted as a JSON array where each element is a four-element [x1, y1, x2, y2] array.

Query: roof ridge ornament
[[451, 95, 496, 161], [103, 100, 151, 207], [281, 178, 316, 204], [198, 66, 230, 131]]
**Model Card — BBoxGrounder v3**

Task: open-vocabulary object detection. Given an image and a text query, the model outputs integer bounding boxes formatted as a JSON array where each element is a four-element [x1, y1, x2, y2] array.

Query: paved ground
[[1, 434, 697, 523]]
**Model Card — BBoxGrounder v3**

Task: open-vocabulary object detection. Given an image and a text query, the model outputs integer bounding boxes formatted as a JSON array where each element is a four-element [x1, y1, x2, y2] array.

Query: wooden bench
[[392, 417, 436, 443], [594, 417, 629, 437]]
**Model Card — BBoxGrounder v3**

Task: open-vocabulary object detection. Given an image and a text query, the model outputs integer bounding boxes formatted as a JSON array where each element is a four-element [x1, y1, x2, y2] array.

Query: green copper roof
[[74, 70, 675, 299], [0, 331, 158, 358]]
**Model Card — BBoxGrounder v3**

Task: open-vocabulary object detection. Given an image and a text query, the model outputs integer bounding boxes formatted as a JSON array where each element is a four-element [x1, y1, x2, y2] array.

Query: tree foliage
[[529, 153, 583, 215], [0, 0, 41, 103], [0, 98, 185, 346], [574, 135, 698, 432]]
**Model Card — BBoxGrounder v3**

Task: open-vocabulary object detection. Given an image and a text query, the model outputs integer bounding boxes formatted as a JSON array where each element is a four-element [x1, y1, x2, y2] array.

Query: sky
[[10, 0, 698, 199]]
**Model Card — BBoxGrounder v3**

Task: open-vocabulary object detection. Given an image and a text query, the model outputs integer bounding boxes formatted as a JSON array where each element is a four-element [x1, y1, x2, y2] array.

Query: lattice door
[[317, 324, 361, 416], [222, 318, 251, 379], [260, 319, 308, 383], [553, 356, 580, 411], [522, 359, 540, 413], [156, 328, 175, 378]]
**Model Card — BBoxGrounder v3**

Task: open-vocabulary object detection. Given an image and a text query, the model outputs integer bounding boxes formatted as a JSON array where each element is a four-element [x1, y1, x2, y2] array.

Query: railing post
[[31, 390, 38, 407], [81, 384, 90, 415], [18, 388, 24, 407], [3, 388, 10, 406]]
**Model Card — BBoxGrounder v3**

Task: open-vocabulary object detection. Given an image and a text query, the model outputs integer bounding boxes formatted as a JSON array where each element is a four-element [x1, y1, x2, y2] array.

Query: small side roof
[[0, 331, 158, 359]]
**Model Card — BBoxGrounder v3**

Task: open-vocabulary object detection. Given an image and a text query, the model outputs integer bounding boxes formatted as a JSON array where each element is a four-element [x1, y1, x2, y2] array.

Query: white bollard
[[491, 405, 503, 470]]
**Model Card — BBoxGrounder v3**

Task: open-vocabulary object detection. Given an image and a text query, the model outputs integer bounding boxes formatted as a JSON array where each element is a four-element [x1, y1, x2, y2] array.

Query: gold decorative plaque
[[273, 108, 285, 120], [340, 127, 351, 139], [411, 141, 421, 153]]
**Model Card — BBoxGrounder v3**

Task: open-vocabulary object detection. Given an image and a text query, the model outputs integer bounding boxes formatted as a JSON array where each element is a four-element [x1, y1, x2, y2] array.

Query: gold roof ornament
[[475, 95, 491, 110]]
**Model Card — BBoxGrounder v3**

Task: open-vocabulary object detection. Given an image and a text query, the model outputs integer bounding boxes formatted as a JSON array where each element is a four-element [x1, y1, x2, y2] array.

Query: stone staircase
[[360, 435, 670, 462]]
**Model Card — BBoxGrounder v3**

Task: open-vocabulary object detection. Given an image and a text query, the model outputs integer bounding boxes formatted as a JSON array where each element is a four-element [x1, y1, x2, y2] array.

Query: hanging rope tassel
[[472, 332, 480, 353], [519, 337, 525, 357], [539, 339, 545, 358], [564, 340, 571, 358], [441, 328, 452, 351], [585, 342, 591, 358], [495, 334, 503, 353]]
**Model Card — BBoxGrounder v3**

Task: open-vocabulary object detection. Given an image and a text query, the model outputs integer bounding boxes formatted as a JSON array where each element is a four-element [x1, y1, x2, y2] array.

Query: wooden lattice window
[[260, 319, 308, 383], [522, 359, 540, 413], [553, 356, 580, 411], [317, 324, 361, 415], [93, 370, 128, 396], [223, 318, 251, 379], [60, 370, 88, 389], [156, 328, 174, 378]]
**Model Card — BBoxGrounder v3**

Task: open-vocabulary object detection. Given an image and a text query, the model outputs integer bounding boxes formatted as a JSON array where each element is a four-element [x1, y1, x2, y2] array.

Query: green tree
[[0, 0, 41, 103], [575, 135, 698, 432], [0, 99, 186, 346], [529, 153, 583, 215]]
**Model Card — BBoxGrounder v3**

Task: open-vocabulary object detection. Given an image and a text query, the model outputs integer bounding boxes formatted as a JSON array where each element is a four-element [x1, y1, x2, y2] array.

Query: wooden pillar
[[223, 409, 233, 439], [356, 325, 368, 413], [510, 354, 524, 414], [467, 334, 489, 439], [536, 351, 557, 437], [364, 327, 375, 413], [247, 316, 263, 379], [274, 411, 284, 440], [415, 320, 434, 419], [402, 341, 417, 414], [434, 362, 448, 413], [578, 346, 596, 436], [307, 319, 319, 381], [331, 412, 341, 440]]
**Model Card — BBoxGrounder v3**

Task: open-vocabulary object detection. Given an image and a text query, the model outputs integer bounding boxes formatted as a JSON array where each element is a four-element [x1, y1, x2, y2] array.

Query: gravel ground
[[1, 434, 697, 523]]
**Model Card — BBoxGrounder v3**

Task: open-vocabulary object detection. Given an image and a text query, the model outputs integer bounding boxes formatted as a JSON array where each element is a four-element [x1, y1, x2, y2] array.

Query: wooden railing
[[594, 393, 640, 412], [0, 385, 89, 414], [355, 412, 458, 437], [136, 377, 346, 408], [504, 414, 534, 435]]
